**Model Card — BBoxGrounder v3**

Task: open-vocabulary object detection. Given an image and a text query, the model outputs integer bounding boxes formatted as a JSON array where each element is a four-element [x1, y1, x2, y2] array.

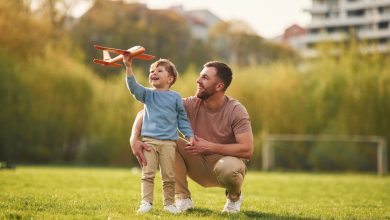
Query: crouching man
[[130, 61, 253, 213]]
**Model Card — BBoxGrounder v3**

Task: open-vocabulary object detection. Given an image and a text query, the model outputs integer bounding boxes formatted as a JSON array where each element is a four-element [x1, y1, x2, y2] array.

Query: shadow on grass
[[243, 210, 319, 220], [185, 207, 214, 216], [184, 208, 318, 220]]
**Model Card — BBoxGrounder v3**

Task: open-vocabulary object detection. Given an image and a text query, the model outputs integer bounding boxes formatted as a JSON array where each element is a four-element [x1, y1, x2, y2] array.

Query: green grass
[[0, 166, 389, 219]]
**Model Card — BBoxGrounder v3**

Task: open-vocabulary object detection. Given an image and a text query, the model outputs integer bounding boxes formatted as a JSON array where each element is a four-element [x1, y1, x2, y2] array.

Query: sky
[[74, 0, 312, 39], [137, 0, 312, 39]]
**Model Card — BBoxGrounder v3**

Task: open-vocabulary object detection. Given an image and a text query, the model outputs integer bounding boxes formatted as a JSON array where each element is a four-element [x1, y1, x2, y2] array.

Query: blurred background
[[0, 0, 389, 173]]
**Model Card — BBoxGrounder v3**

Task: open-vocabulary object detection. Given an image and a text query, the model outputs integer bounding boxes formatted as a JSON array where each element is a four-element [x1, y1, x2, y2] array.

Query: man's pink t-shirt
[[183, 96, 252, 144]]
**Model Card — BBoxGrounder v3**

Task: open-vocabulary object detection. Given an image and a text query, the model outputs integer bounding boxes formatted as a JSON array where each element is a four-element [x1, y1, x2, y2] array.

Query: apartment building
[[303, 0, 390, 56]]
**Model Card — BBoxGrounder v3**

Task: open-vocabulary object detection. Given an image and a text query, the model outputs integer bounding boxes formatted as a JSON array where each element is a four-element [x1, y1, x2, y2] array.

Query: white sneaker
[[175, 198, 194, 212], [137, 201, 152, 213], [222, 194, 242, 213], [164, 204, 180, 214]]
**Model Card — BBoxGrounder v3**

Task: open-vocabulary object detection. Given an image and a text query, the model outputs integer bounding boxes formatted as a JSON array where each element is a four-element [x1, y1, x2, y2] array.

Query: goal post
[[262, 134, 388, 175]]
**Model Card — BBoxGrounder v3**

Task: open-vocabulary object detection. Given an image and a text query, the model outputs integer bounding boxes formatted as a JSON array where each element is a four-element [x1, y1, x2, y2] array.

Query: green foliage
[[1, 0, 390, 170], [0, 1, 50, 59], [0, 167, 389, 219], [226, 45, 390, 170], [0, 51, 25, 162]]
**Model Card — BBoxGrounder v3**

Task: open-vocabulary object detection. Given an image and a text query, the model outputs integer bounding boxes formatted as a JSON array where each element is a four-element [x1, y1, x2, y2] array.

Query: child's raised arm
[[123, 54, 134, 77]]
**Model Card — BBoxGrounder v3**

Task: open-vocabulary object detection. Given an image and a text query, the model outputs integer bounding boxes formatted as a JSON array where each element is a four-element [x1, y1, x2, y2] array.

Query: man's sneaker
[[164, 204, 180, 214], [222, 194, 242, 213], [137, 201, 152, 214], [175, 198, 194, 212]]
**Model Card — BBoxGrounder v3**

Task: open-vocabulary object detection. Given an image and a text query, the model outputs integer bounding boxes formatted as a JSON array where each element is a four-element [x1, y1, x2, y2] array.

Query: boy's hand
[[122, 54, 132, 68], [123, 54, 134, 76], [187, 137, 195, 146], [185, 135, 213, 155]]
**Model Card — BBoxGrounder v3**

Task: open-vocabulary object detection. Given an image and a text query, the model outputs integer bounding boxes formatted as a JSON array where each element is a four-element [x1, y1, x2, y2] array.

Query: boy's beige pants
[[175, 138, 247, 202], [141, 137, 177, 206]]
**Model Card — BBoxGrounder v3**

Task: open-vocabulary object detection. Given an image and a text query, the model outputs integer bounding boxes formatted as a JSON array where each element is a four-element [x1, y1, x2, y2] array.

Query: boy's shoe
[[222, 194, 242, 213], [137, 201, 152, 214], [164, 204, 180, 214], [175, 198, 194, 212]]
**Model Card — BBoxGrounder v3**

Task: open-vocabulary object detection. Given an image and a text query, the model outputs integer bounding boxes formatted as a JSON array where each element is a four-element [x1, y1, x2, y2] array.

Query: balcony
[[307, 13, 390, 29], [303, 32, 347, 43], [344, 0, 390, 10], [358, 28, 390, 39]]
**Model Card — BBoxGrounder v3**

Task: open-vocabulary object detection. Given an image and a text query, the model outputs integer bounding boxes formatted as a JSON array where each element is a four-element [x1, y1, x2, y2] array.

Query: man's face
[[196, 66, 221, 100]]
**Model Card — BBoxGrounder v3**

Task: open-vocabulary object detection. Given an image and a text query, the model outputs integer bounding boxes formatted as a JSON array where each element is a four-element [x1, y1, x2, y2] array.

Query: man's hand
[[184, 135, 213, 155], [130, 110, 147, 167], [130, 138, 151, 168]]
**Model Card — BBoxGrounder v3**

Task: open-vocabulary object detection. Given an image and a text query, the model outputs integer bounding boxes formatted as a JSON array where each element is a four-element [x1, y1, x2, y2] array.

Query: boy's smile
[[150, 75, 160, 81]]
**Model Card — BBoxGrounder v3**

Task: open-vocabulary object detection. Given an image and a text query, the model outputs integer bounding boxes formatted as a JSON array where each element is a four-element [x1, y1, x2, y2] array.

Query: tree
[[209, 20, 299, 66], [72, 1, 195, 75], [0, 1, 50, 59]]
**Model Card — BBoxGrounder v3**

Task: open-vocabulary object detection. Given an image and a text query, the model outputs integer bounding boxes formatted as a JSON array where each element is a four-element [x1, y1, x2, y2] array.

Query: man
[[130, 61, 253, 213]]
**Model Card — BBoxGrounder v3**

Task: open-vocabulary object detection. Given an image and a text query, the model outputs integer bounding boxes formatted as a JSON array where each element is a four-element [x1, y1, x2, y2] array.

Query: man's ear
[[216, 82, 225, 91]]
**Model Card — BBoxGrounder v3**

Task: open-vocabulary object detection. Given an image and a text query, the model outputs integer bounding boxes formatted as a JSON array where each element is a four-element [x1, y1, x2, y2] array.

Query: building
[[282, 24, 307, 51], [170, 6, 223, 41], [303, 0, 390, 56]]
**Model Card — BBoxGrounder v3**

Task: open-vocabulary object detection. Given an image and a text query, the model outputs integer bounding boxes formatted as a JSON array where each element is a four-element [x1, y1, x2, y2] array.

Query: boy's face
[[149, 65, 173, 90]]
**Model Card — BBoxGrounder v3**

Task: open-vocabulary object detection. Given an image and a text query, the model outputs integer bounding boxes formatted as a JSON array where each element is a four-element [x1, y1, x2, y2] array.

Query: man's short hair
[[151, 59, 178, 86], [204, 61, 232, 91]]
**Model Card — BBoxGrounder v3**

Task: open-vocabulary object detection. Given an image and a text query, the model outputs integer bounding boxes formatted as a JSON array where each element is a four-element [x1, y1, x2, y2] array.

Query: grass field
[[0, 166, 389, 219]]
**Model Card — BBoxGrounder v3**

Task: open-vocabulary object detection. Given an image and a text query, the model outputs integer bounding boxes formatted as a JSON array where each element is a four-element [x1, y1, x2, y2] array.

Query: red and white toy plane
[[93, 44, 155, 67]]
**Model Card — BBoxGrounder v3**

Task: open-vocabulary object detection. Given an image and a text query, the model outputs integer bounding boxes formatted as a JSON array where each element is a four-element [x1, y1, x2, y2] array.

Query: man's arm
[[130, 110, 151, 167], [185, 131, 254, 159], [176, 96, 193, 139]]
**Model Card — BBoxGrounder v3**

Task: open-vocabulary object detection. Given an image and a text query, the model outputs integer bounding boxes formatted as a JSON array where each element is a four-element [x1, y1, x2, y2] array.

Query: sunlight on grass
[[0, 166, 389, 219]]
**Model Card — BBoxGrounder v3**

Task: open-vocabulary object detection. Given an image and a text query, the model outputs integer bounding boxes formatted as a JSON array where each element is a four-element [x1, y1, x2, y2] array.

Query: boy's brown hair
[[150, 59, 178, 87]]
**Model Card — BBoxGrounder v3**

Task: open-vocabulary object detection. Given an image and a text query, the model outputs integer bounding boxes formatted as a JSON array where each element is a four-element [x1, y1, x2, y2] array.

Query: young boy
[[123, 54, 194, 214]]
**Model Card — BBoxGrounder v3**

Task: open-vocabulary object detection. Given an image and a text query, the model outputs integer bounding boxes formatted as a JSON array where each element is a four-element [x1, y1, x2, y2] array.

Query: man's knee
[[213, 156, 246, 185]]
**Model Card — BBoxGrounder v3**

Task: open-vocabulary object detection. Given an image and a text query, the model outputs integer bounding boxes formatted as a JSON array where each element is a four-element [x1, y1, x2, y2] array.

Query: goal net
[[262, 134, 387, 175]]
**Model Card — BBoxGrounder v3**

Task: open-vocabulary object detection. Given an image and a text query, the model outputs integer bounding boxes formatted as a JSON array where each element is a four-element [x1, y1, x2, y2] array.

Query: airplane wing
[[94, 45, 145, 56], [93, 59, 122, 67], [134, 53, 156, 60]]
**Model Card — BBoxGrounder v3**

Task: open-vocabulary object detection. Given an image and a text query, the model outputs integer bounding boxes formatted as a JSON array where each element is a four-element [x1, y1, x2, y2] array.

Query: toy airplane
[[93, 44, 155, 67]]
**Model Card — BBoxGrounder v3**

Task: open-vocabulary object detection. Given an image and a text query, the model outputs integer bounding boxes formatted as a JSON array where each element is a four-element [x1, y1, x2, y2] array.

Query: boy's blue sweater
[[126, 76, 193, 140]]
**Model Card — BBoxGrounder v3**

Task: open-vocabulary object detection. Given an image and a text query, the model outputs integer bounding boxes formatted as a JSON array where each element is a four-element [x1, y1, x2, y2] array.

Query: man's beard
[[196, 93, 211, 100], [196, 88, 213, 100]]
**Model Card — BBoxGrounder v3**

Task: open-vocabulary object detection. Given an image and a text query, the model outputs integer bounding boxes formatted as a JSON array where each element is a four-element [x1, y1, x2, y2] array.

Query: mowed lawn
[[0, 166, 389, 219]]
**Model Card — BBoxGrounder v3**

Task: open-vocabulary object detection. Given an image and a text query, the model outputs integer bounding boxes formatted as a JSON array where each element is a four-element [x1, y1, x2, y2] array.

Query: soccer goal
[[262, 134, 388, 175]]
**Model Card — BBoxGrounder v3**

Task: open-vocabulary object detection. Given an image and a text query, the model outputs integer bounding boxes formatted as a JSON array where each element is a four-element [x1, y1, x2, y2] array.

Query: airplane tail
[[103, 50, 111, 60]]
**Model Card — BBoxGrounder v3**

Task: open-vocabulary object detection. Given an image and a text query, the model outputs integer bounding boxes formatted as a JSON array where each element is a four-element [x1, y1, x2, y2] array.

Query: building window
[[378, 21, 389, 30], [310, 28, 320, 34], [326, 27, 337, 33], [378, 6, 390, 15], [347, 9, 365, 17], [379, 38, 388, 44]]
